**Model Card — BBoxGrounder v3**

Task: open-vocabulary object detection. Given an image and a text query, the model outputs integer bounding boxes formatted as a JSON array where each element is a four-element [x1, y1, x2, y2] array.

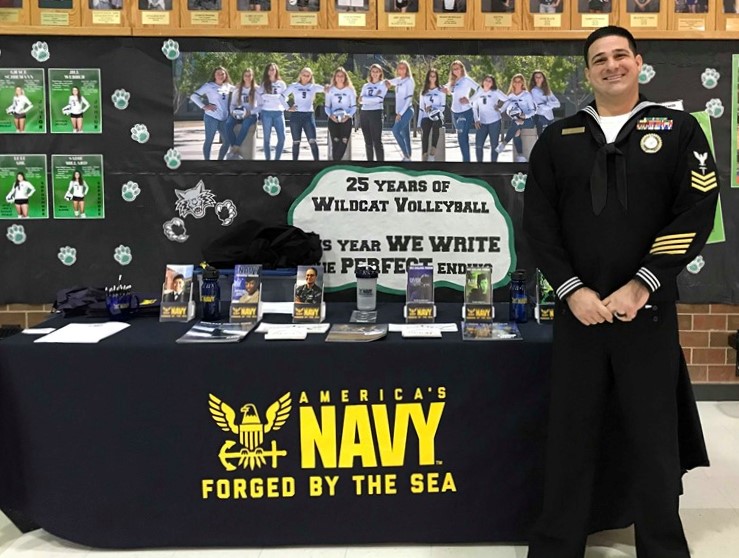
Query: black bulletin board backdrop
[[0, 38, 736, 304]]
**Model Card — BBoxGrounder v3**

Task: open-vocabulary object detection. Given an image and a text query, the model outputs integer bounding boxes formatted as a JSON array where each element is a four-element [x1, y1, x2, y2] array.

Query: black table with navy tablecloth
[[0, 303, 705, 549]]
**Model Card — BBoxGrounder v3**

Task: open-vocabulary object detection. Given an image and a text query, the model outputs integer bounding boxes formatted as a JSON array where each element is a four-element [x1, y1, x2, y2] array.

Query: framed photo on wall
[[81, 0, 130, 27], [278, 0, 326, 29], [716, 0, 738, 31], [618, 0, 667, 28], [571, 0, 617, 30], [31, 0, 81, 26], [523, 0, 571, 30], [475, 0, 522, 31], [428, 0, 472, 32], [181, 0, 229, 27], [378, 0, 426, 32], [230, 0, 275, 29], [667, 0, 714, 31], [0, 0, 30, 25], [327, 0, 376, 30], [131, 0, 180, 28]]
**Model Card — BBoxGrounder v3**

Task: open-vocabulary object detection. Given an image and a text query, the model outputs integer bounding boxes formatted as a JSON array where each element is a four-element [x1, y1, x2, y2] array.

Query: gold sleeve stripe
[[691, 180, 718, 193], [651, 239, 694, 249], [650, 248, 688, 255], [653, 232, 696, 243], [651, 243, 691, 250], [691, 171, 716, 180]]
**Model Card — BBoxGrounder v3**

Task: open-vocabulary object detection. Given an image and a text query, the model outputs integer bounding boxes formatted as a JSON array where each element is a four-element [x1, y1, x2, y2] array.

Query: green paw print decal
[[701, 68, 720, 90], [113, 245, 132, 266], [705, 98, 724, 118], [121, 181, 141, 202], [131, 124, 150, 144], [686, 256, 705, 275], [31, 41, 50, 63], [263, 176, 281, 196], [638, 64, 655, 85], [58, 246, 77, 266], [6, 224, 26, 245], [511, 173, 527, 193], [164, 148, 182, 170], [161, 39, 180, 61], [111, 89, 131, 110]]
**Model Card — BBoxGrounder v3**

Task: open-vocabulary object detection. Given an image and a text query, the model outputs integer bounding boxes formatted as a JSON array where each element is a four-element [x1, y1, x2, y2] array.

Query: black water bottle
[[509, 269, 528, 323], [201, 266, 221, 321]]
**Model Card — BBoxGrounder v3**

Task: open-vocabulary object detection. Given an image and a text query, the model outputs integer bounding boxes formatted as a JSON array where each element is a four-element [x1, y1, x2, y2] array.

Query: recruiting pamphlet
[[535, 268, 555, 323], [293, 264, 324, 323], [405, 264, 435, 323], [160, 264, 195, 322], [325, 323, 388, 343], [462, 322, 522, 341], [177, 321, 257, 343], [230, 264, 262, 322]]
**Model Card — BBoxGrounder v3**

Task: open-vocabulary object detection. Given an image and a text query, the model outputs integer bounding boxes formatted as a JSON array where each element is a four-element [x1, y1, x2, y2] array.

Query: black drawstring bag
[[202, 220, 322, 269], [53, 286, 107, 317]]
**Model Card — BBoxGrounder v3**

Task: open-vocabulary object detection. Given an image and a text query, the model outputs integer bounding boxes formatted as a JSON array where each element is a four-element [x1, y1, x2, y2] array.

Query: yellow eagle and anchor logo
[[208, 392, 291, 471]]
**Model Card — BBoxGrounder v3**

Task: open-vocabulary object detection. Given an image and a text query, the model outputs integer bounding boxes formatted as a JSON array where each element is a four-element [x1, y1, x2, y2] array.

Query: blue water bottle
[[509, 269, 528, 323], [200, 265, 221, 321]]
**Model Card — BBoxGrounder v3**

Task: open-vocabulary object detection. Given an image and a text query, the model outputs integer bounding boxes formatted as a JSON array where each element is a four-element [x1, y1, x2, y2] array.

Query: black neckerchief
[[579, 95, 661, 215]]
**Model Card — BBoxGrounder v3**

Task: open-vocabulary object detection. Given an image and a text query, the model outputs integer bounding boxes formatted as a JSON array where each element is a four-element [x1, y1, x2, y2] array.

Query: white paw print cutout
[[113, 245, 132, 266], [161, 39, 180, 61], [163, 217, 189, 243], [121, 181, 141, 202], [6, 224, 26, 245], [164, 148, 182, 170], [130, 124, 150, 144], [510, 173, 527, 193], [58, 246, 77, 266], [215, 199, 237, 226], [111, 89, 131, 110], [705, 99, 724, 119], [31, 41, 50, 63], [686, 256, 705, 275], [263, 176, 281, 196], [638, 64, 655, 85], [701, 68, 720, 89]]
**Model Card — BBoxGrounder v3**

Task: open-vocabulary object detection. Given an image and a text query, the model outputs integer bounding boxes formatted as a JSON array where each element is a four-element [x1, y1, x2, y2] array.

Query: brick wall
[[678, 304, 739, 383], [1, 302, 737, 382]]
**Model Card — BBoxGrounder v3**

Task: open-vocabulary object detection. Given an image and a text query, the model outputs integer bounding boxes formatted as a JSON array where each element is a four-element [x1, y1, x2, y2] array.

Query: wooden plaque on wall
[[30, 0, 81, 26], [667, 0, 715, 32], [378, 0, 427, 32], [714, 1, 738, 32], [230, 0, 275, 29], [131, 0, 180, 29], [618, 0, 666, 30], [474, 0, 521, 32], [180, 0, 229, 27], [278, 0, 326, 30], [570, 0, 618, 30], [327, 0, 376, 30], [427, 0, 474, 32], [0, 0, 30, 26], [81, 0, 130, 27], [523, 0, 571, 31]]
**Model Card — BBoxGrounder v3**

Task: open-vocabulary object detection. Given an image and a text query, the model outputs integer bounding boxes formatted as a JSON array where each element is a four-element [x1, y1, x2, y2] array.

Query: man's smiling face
[[585, 35, 643, 101]]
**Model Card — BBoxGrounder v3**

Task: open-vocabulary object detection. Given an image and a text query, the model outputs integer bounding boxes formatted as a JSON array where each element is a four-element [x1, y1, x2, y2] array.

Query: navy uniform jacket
[[524, 98, 719, 304]]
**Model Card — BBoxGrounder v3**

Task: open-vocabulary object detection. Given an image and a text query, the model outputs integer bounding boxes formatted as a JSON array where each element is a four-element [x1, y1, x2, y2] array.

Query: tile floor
[[2, 402, 738, 558]]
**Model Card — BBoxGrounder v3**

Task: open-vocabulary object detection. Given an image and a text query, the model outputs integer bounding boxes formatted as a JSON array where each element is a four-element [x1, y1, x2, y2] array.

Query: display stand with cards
[[159, 264, 196, 322], [404, 264, 436, 324], [229, 264, 262, 323], [81, 0, 130, 29], [427, 0, 473, 33], [131, 0, 180, 33], [461, 267, 495, 340], [534, 268, 554, 324], [230, 0, 275, 30], [278, 0, 326, 31], [31, 0, 81, 27], [378, 0, 426, 33], [667, 0, 715, 32], [523, 0, 571, 31], [618, 0, 666, 31], [293, 264, 325, 323], [180, 0, 228, 29], [570, 0, 617, 31], [327, 0, 375, 31], [0, 0, 31, 26], [474, 0, 522, 33]]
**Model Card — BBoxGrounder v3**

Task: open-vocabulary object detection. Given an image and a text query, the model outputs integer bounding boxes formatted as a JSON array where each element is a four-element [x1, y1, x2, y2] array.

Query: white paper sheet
[[34, 322, 130, 344]]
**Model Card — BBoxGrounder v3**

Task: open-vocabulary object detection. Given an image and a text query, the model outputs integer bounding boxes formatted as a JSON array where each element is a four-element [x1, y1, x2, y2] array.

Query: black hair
[[583, 26, 638, 68]]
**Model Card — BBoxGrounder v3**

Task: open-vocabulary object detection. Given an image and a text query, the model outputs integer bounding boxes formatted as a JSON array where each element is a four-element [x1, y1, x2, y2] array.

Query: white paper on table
[[22, 328, 56, 335], [256, 322, 331, 334], [260, 302, 294, 314], [388, 323, 458, 333], [264, 328, 308, 341], [401, 326, 443, 338], [34, 322, 130, 343]]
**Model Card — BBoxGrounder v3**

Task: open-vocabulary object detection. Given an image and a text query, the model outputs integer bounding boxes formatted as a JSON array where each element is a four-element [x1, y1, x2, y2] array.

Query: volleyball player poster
[[48, 68, 102, 134], [0, 69, 47, 135], [0, 154, 49, 220], [51, 154, 105, 219]]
